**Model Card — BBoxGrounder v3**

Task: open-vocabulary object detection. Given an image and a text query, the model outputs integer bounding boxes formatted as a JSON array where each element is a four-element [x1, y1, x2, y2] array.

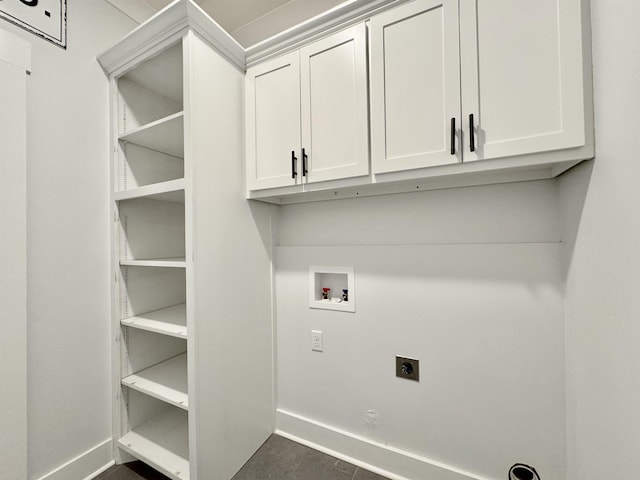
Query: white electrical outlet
[[311, 330, 323, 352]]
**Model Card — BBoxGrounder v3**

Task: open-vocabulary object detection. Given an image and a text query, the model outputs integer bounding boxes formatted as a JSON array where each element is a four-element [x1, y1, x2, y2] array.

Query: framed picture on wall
[[0, 0, 67, 49]]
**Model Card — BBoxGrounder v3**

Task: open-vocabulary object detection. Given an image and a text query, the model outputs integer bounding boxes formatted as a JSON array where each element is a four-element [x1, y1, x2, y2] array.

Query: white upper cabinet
[[246, 0, 592, 203], [460, 0, 587, 162], [370, 0, 462, 173], [246, 51, 301, 190], [300, 23, 369, 183], [370, 0, 591, 175], [246, 23, 369, 191]]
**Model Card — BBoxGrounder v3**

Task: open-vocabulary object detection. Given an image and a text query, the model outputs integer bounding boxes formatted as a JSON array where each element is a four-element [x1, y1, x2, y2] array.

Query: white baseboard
[[275, 409, 489, 480], [36, 438, 114, 480]]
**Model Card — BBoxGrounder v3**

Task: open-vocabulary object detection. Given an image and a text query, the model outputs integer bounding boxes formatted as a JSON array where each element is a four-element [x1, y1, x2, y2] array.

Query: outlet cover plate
[[311, 330, 323, 352], [396, 356, 419, 381]]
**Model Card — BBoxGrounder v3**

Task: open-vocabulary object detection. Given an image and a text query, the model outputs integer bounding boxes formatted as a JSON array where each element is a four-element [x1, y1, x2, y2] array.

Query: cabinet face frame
[[245, 51, 302, 190], [299, 23, 369, 184], [369, 0, 462, 174], [459, 0, 587, 162]]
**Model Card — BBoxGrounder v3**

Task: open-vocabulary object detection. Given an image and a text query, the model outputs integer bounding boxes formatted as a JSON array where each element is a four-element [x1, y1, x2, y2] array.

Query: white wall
[[0, 2, 136, 478], [275, 181, 567, 480], [0, 28, 30, 480], [560, 1, 640, 479]]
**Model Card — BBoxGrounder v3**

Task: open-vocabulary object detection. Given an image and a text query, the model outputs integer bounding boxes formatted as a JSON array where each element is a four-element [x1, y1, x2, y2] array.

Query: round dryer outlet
[[508, 463, 540, 480]]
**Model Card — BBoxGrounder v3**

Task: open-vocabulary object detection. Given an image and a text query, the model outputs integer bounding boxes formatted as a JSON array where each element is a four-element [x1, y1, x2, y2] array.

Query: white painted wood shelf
[[121, 304, 187, 338], [114, 179, 185, 203], [119, 112, 185, 158], [120, 258, 186, 268], [102, 2, 275, 478], [118, 407, 189, 480], [122, 353, 188, 410]]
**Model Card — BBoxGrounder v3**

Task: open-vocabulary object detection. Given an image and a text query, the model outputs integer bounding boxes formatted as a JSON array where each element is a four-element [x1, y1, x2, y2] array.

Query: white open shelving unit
[[99, 2, 274, 479], [111, 31, 189, 480]]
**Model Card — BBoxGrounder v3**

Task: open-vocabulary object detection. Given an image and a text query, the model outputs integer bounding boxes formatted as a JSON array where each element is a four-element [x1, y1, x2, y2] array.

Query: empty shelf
[[121, 304, 187, 338], [114, 179, 185, 203], [120, 258, 186, 268], [122, 353, 188, 410], [118, 407, 189, 480], [119, 112, 184, 158]]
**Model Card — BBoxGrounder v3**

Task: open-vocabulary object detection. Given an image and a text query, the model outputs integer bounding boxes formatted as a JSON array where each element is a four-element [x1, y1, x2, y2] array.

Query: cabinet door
[[246, 51, 301, 190], [300, 23, 369, 183], [460, 0, 586, 162], [370, 0, 461, 174]]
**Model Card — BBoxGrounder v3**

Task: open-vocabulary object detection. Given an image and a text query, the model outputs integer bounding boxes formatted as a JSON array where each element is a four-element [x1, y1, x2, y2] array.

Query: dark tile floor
[[97, 435, 389, 480]]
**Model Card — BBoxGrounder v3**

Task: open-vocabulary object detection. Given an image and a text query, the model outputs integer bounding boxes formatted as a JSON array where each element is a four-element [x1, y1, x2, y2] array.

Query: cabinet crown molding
[[244, 0, 412, 67], [98, 0, 245, 76], [98, 0, 413, 74]]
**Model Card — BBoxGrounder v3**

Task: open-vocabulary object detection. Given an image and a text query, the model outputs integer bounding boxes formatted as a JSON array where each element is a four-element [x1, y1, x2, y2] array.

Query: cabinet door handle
[[469, 113, 475, 152], [302, 148, 308, 177], [450, 117, 456, 155], [291, 150, 297, 179]]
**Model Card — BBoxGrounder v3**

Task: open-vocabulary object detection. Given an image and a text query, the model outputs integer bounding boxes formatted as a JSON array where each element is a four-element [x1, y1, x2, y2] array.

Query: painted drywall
[[0, 2, 136, 478], [0, 28, 30, 480], [275, 180, 566, 479], [560, 1, 640, 479]]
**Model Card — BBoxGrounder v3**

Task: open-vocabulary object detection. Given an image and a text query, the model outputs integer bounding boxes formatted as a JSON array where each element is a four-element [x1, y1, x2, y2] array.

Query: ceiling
[[139, 0, 350, 47]]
